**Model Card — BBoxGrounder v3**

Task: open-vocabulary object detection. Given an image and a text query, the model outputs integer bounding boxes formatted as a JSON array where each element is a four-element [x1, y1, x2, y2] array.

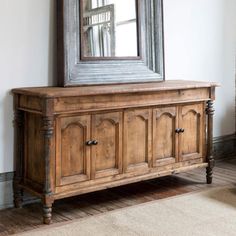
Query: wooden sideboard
[[12, 80, 218, 224]]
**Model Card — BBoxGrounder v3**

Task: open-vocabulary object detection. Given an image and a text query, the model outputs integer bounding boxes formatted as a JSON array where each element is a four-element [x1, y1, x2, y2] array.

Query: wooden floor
[[0, 157, 236, 235]]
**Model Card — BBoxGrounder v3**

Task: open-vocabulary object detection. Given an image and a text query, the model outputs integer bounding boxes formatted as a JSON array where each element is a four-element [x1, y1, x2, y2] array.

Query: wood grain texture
[[13, 95, 24, 208], [179, 103, 205, 162], [12, 81, 219, 98], [124, 109, 152, 173], [41, 114, 55, 224], [25, 113, 44, 186], [52, 88, 211, 114], [56, 115, 91, 186], [12, 81, 217, 224], [153, 106, 177, 166], [91, 112, 122, 179]]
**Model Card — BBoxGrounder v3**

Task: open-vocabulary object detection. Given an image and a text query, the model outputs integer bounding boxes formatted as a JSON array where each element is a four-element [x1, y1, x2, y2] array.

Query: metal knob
[[92, 140, 98, 145], [86, 140, 98, 146], [175, 128, 185, 134], [175, 128, 181, 134], [86, 140, 93, 146]]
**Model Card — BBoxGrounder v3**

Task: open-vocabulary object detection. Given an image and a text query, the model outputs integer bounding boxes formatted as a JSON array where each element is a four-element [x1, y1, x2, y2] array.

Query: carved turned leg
[[13, 104, 24, 208], [42, 115, 54, 224], [43, 204, 52, 224], [43, 198, 54, 224], [206, 100, 215, 184]]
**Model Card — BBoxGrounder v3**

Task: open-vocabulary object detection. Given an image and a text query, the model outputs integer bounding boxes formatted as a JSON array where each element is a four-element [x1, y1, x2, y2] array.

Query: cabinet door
[[91, 112, 122, 179], [56, 115, 91, 186], [123, 109, 152, 173], [179, 103, 205, 162], [153, 107, 178, 166]]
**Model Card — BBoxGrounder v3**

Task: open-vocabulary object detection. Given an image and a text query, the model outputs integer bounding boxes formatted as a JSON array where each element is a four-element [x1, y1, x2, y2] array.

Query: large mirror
[[81, 0, 139, 58], [57, 0, 164, 86]]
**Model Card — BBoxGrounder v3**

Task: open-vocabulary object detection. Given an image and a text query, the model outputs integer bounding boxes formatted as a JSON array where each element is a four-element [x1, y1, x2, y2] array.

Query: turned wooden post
[[206, 100, 215, 184], [41, 99, 54, 224], [13, 95, 24, 208]]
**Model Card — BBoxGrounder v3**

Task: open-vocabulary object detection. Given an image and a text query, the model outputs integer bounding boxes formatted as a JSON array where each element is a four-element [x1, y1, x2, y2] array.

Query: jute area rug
[[18, 186, 236, 236]]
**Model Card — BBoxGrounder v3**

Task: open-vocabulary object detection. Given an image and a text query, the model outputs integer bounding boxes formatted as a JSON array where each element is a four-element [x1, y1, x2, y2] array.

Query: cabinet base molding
[[17, 162, 208, 201], [12, 81, 218, 224], [55, 163, 208, 200]]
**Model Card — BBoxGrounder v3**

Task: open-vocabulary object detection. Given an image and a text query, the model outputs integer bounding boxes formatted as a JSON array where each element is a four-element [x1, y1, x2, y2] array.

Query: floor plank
[[0, 157, 235, 235]]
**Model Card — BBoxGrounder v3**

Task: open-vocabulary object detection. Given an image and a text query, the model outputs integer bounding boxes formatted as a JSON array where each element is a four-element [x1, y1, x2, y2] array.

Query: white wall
[[164, 0, 236, 137], [0, 0, 55, 173], [0, 0, 235, 174]]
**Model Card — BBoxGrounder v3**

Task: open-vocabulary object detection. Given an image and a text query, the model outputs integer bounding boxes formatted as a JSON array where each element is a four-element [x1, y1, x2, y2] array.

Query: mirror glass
[[81, 0, 139, 58]]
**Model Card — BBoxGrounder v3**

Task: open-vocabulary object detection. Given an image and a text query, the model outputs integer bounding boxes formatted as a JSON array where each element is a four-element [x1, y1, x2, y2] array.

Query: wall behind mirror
[[81, 0, 139, 58]]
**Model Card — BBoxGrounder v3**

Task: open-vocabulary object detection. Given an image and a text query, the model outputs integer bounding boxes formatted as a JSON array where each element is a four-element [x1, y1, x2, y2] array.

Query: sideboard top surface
[[12, 80, 219, 98]]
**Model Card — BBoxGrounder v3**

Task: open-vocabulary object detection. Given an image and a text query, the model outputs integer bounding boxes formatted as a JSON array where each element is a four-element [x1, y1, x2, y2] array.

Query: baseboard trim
[[213, 133, 236, 160], [0, 180, 13, 210], [0, 172, 14, 183], [0, 173, 40, 210], [213, 133, 236, 143]]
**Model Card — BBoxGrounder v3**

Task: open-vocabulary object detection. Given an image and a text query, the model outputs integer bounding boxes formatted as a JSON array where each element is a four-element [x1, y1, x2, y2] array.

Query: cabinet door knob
[[175, 128, 185, 134], [92, 140, 98, 145], [175, 128, 181, 133], [86, 140, 93, 146]]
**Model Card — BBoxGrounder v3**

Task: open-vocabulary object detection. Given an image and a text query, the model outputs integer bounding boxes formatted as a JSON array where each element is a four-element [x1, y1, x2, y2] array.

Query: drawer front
[[53, 88, 210, 113]]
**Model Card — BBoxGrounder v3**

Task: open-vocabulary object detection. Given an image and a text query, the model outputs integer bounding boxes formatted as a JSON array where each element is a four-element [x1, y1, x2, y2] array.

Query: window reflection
[[81, 0, 138, 58]]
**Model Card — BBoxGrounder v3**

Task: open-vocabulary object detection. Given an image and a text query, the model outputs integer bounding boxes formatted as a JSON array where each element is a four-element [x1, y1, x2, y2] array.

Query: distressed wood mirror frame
[[57, 0, 165, 86]]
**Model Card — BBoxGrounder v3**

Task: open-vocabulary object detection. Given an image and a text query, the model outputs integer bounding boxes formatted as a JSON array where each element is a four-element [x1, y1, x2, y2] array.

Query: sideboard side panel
[[24, 113, 45, 191]]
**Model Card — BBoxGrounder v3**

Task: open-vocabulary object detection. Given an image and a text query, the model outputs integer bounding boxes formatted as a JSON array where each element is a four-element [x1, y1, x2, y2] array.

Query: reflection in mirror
[[81, 0, 139, 58]]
